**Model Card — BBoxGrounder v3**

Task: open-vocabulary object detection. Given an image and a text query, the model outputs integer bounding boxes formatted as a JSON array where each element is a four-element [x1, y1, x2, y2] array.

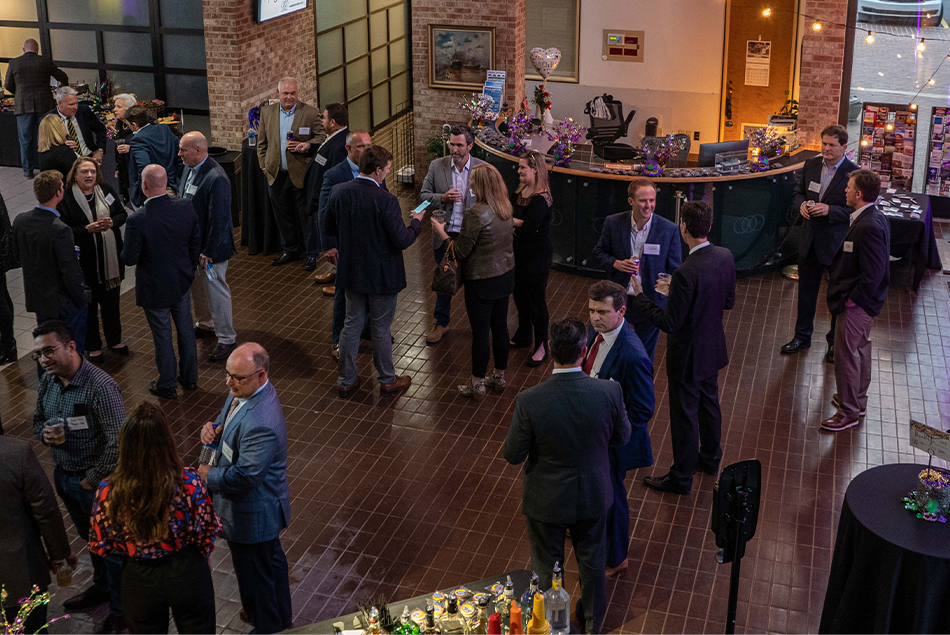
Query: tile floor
[[1, 166, 949, 634]]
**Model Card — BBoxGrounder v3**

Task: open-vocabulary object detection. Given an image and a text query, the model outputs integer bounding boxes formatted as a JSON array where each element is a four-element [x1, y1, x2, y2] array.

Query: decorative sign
[[257, 0, 308, 22], [744, 41, 771, 87], [910, 420, 950, 461], [857, 103, 917, 191]]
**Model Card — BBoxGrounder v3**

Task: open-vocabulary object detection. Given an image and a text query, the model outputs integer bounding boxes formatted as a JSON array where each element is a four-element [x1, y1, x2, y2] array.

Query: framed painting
[[428, 25, 496, 90]]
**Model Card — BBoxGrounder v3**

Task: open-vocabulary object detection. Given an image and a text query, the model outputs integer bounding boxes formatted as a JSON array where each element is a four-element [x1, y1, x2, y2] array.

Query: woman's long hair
[[38, 114, 66, 153], [106, 401, 184, 544], [515, 150, 551, 196], [470, 163, 513, 221]]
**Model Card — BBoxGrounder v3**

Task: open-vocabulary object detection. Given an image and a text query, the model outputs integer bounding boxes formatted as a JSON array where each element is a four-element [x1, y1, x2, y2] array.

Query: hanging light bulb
[[812, 21, 823, 31], [917, 39, 926, 52], [861, 140, 868, 147], [762, 6, 772, 16], [911, 104, 918, 110], [886, 123, 894, 131], [929, 78, 937, 85], [865, 31, 875, 44]]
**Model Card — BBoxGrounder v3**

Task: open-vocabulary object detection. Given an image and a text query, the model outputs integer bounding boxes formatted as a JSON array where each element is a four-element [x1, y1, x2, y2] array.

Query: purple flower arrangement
[[457, 93, 496, 127], [547, 117, 586, 166]]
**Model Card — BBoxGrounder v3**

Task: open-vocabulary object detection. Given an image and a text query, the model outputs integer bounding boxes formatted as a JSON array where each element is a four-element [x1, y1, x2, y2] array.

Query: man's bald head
[[178, 131, 209, 168], [23, 39, 39, 53], [141, 165, 168, 199], [225, 343, 269, 398]]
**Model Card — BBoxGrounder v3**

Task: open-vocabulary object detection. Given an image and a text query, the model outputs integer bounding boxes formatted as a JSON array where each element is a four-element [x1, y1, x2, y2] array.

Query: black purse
[[431, 241, 462, 296]]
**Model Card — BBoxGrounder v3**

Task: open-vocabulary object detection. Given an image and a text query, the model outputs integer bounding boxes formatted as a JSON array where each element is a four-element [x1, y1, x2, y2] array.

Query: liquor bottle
[[497, 576, 514, 634], [422, 603, 442, 634], [439, 597, 468, 634], [470, 596, 490, 634], [525, 595, 550, 635], [509, 604, 523, 635], [363, 607, 388, 635], [520, 572, 541, 623], [395, 606, 421, 634], [544, 562, 570, 635]]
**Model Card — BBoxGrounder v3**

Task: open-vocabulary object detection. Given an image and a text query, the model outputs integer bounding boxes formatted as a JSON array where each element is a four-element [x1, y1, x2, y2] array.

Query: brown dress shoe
[[606, 559, 628, 576], [314, 271, 336, 284], [338, 376, 362, 398], [239, 609, 251, 624], [820, 412, 861, 432], [322, 285, 335, 297], [380, 375, 411, 394], [426, 324, 448, 345]]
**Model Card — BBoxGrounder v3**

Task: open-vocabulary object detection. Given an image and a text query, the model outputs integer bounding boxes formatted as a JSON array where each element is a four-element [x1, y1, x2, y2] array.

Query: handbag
[[431, 241, 462, 296]]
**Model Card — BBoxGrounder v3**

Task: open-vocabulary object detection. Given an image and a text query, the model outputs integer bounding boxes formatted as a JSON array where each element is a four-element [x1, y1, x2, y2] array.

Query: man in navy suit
[[781, 124, 857, 363], [121, 165, 200, 399], [179, 131, 237, 362], [47, 86, 106, 164], [306, 102, 349, 275], [593, 178, 681, 362], [199, 343, 292, 634], [584, 281, 654, 575], [125, 105, 184, 206]]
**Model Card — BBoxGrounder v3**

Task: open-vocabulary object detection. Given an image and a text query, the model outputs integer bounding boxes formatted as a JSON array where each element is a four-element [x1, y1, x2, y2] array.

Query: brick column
[[797, 0, 850, 148], [411, 0, 526, 178], [202, 0, 317, 150]]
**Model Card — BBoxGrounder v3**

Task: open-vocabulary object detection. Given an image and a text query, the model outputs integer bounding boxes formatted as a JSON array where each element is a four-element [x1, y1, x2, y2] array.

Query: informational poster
[[857, 102, 917, 191], [257, 0, 308, 23], [745, 41, 771, 87], [926, 107, 950, 196]]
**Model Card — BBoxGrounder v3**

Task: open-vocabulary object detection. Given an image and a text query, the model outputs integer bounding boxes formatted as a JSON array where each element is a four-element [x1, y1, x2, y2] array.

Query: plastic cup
[[656, 272, 672, 296], [432, 210, 446, 222], [55, 561, 72, 587], [45, 419, 66, 445]]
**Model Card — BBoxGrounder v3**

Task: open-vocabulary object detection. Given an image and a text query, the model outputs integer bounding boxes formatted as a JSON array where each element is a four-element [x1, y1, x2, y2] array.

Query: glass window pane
[[319, 69, 345, 106], [103, 32, 153, 66], [370, 0, 394, 11], [164, 35, 206, 70], [345, 20, 368, 62], [50, 30, 98, 64], [525, 0, 578, 81], [64, 69, 101, 89], [111, 71, 155, 101], [165, 74, 208, 110], [346, 59, 369, 99], [370, 11, 387, 48], [0, 27, 41, 58], [160, 0, 204, 29], [349, 94, 369, 132], [315, 0, 366, 31], [0, 1, 38, 21], [317, 29, 343, 74], [391, 73, 408, 111], [47, 0, 150, 26], [388, 3, 406, 39], [372, 86, 389, 126], [389, 39, 407, 76], [371, 51, 388, 85]]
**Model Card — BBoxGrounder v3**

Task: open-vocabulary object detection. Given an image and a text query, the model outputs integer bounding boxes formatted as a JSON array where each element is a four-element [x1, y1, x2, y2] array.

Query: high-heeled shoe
[[109, 345, 131, 356]]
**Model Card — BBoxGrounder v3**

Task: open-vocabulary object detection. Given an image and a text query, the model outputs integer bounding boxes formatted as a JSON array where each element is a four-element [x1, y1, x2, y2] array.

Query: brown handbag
[[431, 241, 462, 296]]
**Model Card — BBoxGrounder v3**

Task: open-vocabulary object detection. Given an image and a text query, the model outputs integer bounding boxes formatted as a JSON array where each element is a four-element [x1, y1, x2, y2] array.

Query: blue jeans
[[143, 291, 198, 390], [16, 112, 41, 176], [37, 305, 88, 357], [53, 466, 123, 617], [433, 241, 454, 327]]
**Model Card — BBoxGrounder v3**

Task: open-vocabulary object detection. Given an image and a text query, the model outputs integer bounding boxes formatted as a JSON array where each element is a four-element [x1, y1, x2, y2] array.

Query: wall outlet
[[694, 131, 700, 141]]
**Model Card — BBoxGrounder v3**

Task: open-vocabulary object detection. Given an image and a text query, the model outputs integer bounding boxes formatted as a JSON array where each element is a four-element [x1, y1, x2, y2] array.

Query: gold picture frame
[[428, 25, 497, 91]]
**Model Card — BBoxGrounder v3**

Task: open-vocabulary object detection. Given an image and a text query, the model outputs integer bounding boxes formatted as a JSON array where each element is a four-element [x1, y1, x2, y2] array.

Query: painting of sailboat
[[429, 25, 496, 90]]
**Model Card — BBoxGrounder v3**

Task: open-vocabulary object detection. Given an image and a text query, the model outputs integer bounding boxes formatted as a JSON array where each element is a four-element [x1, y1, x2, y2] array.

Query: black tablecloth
[[820, 463, 950, 633], [0, 111, 20, 167], [880, 191, 942, 291]]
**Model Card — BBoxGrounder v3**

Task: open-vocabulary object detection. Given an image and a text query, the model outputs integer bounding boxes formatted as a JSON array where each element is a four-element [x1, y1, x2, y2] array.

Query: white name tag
[[470, 189, 475, 199], [808, 181, 822, 193], [104, 193, 115, 206], [643, 243, 660, 256], [299, 126, 310, 136], [222, 442, 233, 462], [315, 154, 328, 166], [843, 241, 853, 253], [66, 416, 89, 431], [186, 184, 198, 196]]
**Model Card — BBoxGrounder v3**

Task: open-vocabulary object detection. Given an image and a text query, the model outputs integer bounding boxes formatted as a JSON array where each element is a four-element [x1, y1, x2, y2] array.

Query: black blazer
[[121, 195, 200, 309], [179, 157, 235, 264], [12, 207, 90, 316], [57, 183, 127, 288], [45, 104, 108, 155], [323, 178, 421, 296], [307, 129, 349, 217], [793, 155, 858, 266], [503, 371, 631, 524], [128, 124, 184, 206], [317, 158, 387, 252], [38, 144, 77, 178], [827, 205, 891, 317], [633, 244, 736, 382], [4, 52, 68, 115]]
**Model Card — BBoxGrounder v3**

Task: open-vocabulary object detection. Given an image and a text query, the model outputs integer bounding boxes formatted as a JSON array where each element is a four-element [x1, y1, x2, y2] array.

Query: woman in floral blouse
[[89, 401, 220, 634]]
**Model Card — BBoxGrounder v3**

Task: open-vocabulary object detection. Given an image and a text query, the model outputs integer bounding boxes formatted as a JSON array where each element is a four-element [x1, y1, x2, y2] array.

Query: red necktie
[[583, 334, 604, 376]]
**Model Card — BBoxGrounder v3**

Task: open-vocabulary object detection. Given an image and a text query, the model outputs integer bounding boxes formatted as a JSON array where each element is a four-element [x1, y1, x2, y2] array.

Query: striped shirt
[[32, 359, 124, 484]]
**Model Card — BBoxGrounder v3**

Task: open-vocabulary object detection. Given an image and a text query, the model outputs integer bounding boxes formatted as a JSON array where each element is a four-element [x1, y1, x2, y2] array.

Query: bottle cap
[[553, 561, 562, 576]]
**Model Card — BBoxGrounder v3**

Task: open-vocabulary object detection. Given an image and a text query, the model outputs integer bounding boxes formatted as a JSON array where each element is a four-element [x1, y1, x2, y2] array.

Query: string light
[[861, 140, 868, 146], [865, 31, 875, 44], [812, 21, 823, 31], [929, 78, 937, 85], [886, 123, 894, 131], [917, 39, 926, 52], [762, 7, 772, 16], [911, 104, 918, 110]]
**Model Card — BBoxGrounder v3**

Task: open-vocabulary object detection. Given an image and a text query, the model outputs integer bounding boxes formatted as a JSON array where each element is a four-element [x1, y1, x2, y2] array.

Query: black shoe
[[194, 325, 216, 338], [825, 346, 835, 364], [0, 346, 17, 365], [780, 338, 811, 355], [149, 381, 177, 399], [87, 352, 105, 364], [525, 348, 549, 368], [108, 345, 130, 356], [94, 613, 127, 634], [303, 256, 317, 271], [697, 462, 719, 476], [178, 377, 198, 391], [208, 342, 236, 362], [63, 586, 110, 611], [271, 252, 299, 266], [643, 473, 690, 495]]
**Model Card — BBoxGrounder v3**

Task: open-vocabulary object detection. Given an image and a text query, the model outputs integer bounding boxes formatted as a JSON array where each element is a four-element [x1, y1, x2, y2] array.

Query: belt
[[58, 467, 88, 477]]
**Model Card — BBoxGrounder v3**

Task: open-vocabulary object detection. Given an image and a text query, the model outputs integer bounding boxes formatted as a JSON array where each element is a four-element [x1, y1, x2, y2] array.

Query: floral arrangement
[[640, 134, 689, 176], [2, 586, 70, 635], [748, 126, 787, 158], [533, 85, 551, 116], [457, 93, 495, 128], [247, 100, 269, 132], [506, 102, 533, 156], [547, 117, 587, 166]]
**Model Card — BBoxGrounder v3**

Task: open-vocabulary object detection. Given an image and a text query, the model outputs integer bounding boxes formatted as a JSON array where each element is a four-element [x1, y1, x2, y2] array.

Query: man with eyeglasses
[[30, 320, 126, 633], [197, 343, 292, 633]]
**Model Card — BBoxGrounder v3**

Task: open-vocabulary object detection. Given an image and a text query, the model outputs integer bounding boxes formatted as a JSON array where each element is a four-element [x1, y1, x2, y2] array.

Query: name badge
[[66, 416, 89, 431], [643, 243, 660, 256], [222, 442, 233, 463], [470, 189, 475, 199], [315, 154, 328, 166], [298, 126, 310, 136], [104, 193, 115, 206], [808, 181, 822, 193], [186, 184, 198, 196], [843, 241, 854, 253]]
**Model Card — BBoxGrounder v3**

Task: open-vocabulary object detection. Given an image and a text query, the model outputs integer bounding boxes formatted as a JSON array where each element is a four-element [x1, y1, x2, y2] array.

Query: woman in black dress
[[37, 114, 78, 177], [112, 93, 137, 203], [510, 150, 554, 366]]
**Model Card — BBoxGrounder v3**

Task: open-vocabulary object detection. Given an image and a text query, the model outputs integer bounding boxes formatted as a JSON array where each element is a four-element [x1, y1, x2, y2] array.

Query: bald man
[[5, 39, 69, 178], [179, 132, 237, 362], [121, 165, 201, 399], [198, 343, 292, 633]]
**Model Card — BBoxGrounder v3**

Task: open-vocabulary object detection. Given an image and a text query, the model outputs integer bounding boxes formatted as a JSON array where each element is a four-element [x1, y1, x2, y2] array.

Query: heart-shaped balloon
[[530, 47, 562, 80]]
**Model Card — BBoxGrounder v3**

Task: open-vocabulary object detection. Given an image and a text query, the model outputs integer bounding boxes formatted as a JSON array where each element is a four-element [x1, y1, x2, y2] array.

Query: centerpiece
[[639, 134, 689, 176], [529, 47, 560, 129], [547, 117, 586, 167]]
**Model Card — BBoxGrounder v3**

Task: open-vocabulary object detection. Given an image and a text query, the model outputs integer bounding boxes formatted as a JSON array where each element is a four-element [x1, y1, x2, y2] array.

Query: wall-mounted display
[[257, 0, 308, 23], [428, 25, 496, 91], [926, 107, 950, 197], [857, 102, 917, 191]]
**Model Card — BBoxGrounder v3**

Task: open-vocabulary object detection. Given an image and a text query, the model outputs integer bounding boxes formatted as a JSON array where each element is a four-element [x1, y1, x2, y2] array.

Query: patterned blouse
[[89, 468, 221, 559]]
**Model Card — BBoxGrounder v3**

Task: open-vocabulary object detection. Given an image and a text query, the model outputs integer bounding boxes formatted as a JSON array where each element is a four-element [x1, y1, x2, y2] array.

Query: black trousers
[[606, 467, 630, 568], [463, 273, 513, 378], [267, 171, 307, 255], [668, 374, 723, 491], [795, 254, 837, 347], [229, 538, 293, 634], [121, 546, 215, 634], [526, 514, 607, 634], [511, 255, 551, 351], [86, 283, 122, 351], [0, 268, 14, 350]]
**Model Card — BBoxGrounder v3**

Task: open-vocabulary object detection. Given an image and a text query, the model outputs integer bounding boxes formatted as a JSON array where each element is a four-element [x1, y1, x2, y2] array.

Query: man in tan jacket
[[256, 77, 325, 267]]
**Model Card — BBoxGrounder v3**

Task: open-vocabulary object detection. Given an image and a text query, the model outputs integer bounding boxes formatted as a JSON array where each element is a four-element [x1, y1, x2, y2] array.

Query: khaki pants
[[833, 303, 874, 418]]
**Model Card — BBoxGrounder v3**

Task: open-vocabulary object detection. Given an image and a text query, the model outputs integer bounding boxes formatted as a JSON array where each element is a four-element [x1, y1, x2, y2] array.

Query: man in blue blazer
[[199, 343, 292, 634], [593, 178, 681, 362], [179, 131, 237, 362], [121, 165, 200, 399], [584, 281, 654, 575], [125, 105, 184, 206]]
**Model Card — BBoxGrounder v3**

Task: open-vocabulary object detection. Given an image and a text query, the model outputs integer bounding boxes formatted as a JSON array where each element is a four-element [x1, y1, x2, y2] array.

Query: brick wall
[[411, 0, 526, 176], [797, 0, 849, 148], [203, 0, 317, 149]]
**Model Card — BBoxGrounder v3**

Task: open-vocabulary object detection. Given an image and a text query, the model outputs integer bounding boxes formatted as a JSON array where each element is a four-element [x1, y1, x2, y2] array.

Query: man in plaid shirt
[[31, 320, 126, 633]]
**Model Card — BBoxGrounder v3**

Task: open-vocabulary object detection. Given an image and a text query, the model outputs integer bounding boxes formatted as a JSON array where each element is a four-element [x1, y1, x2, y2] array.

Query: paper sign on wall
[[910, 420, 950, 461], [745, 41, 771, 87]]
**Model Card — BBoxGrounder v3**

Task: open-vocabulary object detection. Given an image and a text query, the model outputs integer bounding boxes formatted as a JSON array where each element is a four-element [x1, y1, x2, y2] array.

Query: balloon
[[530, 47, 562, 80]]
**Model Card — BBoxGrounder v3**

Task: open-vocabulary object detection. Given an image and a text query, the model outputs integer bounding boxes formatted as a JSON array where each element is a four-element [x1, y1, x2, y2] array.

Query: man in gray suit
[[419, 124, 485, 345], [4, 38, 68, 178], [198, 343, 292, 634], [504, 317, 631, 635], [0, 436, 75, 634]]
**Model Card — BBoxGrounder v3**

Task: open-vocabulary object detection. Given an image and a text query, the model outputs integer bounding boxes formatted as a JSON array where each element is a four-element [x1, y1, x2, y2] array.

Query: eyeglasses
[[224, 368, 263, 383], [31, 345, 61, 361]]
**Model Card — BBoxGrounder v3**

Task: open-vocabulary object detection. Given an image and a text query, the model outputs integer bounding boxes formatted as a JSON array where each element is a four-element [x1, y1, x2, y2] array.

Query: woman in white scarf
[[58, 156, 130, 361]]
